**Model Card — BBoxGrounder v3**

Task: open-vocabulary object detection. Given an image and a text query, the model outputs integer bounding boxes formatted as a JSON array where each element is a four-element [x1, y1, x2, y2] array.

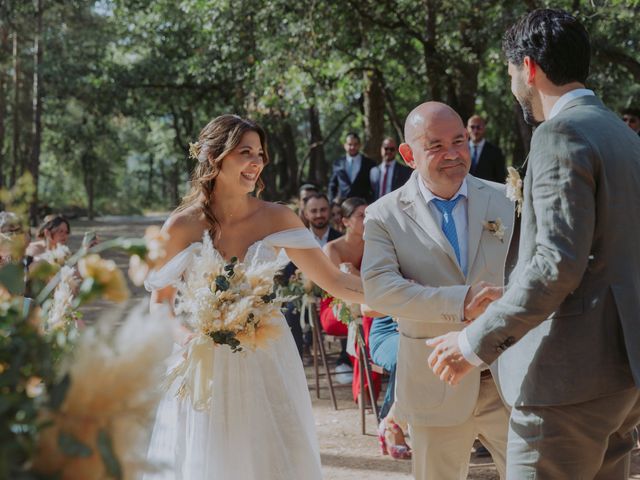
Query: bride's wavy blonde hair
[[178, 114, 270, 242]]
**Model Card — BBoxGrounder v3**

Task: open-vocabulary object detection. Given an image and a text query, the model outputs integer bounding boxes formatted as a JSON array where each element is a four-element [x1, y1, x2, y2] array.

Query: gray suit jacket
[[466, 95, 640, 407], [362, 172, 513, 425]]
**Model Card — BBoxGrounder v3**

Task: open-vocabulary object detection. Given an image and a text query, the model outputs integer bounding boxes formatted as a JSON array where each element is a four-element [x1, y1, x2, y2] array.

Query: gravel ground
[[68, 215, 640, 479]]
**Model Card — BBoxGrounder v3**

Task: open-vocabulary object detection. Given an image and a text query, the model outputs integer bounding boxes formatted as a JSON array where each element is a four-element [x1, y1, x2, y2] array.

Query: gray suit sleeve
[[465, 121, 597, 364]]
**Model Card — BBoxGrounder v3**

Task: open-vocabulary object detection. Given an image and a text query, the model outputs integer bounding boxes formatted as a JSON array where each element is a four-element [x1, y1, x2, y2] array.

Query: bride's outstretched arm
[[285, 247, 364, 304]]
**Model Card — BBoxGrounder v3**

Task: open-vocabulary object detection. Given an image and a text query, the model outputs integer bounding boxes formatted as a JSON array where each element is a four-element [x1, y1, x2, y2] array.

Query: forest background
[[0, 0, 639, 221]]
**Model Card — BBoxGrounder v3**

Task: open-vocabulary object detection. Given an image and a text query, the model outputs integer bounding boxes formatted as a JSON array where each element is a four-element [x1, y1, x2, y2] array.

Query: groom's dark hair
[[503, 8, 590, 86]]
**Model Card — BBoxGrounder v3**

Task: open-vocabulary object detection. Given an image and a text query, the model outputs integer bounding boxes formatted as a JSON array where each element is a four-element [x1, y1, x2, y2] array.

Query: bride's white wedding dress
[[142, 228, 322, 480]]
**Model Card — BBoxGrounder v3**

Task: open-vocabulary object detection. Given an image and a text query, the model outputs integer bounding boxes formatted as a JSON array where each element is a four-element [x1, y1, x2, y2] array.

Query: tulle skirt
[[142, 315, 322, 480]]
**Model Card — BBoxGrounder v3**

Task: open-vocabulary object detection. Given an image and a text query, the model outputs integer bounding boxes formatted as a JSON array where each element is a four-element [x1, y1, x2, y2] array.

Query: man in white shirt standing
[[361, 101, 513, 480], [427, 9, 640, 479]]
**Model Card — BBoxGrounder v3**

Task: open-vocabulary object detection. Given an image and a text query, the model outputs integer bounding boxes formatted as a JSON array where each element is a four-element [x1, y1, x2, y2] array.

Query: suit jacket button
[[504, 336, 516, 347]]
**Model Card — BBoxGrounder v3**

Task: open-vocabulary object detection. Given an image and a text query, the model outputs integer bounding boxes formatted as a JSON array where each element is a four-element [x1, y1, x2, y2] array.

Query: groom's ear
[[399, 143, 416, 169]]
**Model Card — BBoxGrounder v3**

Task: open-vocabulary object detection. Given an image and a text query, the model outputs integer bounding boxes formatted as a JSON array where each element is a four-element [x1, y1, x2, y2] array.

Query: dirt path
[[68, 215, 640, 479]]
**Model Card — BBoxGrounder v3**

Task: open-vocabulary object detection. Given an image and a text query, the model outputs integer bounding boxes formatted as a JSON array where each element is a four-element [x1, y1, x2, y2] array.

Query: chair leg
[[357, 324, 379, 433], [358, 344, 366, 435], [312, 307, 338, 410], [311, 308, 320, 398]]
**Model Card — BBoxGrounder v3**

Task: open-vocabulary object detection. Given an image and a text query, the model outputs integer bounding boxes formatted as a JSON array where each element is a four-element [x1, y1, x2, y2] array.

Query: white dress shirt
[[548, 88, 595, 120], [458, 87, 597, 367], [469, 138, 486, 170], [418, 176, 469, 276], [309, 226, 330, 247], [346, 154, 362, 182]]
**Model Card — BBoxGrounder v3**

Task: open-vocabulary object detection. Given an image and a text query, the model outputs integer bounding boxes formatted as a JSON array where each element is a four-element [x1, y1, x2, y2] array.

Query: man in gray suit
[[427, 9, 640, 478], [362, 101, 513, 479]]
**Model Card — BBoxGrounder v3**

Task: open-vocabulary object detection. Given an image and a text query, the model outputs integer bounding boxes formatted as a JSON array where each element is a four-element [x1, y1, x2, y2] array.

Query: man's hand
[[426, 332, 474, 385], [464, 282, 503, 322]]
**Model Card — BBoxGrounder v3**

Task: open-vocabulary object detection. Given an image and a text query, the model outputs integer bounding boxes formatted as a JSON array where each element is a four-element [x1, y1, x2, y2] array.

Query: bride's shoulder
[[159, 207, 207, 266], [253, 200, 304, 233]]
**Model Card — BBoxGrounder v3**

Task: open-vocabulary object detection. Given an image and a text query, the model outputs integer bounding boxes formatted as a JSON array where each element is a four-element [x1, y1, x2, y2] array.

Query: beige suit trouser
[[409, 375, 509, 480], [506, 387, 640, 480]]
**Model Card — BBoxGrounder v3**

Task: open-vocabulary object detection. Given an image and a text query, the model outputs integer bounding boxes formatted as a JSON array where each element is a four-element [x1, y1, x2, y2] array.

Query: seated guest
[[369, 315, 411, 460], [330, 199, 344, 234], [283, 192, 341, 358], [26, 214, 71, 260], [622, 107, 640, 135], [297, 183, 319, 227], [322, 197, 381, 398], [0, 212, 30, 266]]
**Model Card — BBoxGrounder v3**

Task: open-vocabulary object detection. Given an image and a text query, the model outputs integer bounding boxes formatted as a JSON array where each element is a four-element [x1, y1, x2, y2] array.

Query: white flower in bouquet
[[166, 235, 294, 408]]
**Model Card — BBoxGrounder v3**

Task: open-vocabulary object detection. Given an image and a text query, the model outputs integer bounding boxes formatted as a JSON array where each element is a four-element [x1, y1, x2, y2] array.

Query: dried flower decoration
[[483, 218, 506, 242], [188, 141, 200, 161], [505, 167, 523, 216]]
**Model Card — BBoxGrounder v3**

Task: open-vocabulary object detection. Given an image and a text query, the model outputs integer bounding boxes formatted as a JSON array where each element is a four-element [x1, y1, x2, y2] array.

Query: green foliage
[[2, 0, 639, 209]]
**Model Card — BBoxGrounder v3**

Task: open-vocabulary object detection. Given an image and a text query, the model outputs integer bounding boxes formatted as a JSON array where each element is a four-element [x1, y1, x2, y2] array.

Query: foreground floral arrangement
[[0, 175, 172, 480]]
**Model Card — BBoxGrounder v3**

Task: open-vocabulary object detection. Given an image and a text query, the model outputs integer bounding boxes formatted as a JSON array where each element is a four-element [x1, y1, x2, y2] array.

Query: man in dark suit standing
[[328, 132, 376, 203], [369, 137, 413, 200], [467, 115, 507, 183]]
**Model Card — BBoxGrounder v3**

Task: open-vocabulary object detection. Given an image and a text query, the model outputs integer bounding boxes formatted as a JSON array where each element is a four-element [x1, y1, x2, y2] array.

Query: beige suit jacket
[[362, 171, 513, 426]]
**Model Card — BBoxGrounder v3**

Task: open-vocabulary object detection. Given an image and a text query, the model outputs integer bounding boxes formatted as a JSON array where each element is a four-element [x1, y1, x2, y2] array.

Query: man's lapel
[[399, 172, 462, 275], [338, 157, 351, 184], [466, 176, 490, 272]]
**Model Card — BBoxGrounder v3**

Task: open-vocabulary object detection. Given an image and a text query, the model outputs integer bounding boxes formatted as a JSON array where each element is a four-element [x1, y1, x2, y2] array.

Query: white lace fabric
[[142, 228, 322, 480]]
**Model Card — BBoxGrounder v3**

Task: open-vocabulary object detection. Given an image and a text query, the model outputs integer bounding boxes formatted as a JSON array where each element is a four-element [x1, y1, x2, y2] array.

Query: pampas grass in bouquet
[[32, 304, 173, 479]]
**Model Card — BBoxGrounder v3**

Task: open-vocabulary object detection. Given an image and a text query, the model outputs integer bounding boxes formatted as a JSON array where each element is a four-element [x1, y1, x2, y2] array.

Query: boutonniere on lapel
[[483, 218, 505, 242], [505, 166, 523, 216]]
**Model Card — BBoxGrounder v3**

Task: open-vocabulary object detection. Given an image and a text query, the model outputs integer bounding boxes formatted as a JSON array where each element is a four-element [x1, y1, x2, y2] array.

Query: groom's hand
[[426, 332, 474, 385], [464, 282, 503, 322]]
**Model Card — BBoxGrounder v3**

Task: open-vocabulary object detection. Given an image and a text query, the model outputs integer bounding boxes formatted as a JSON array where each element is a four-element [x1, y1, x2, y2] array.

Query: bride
[[142, 114, 363, 479]]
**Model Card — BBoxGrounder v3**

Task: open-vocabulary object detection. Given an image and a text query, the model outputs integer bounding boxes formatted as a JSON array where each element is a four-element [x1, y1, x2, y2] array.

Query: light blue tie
[[432, 196, 462, 269]]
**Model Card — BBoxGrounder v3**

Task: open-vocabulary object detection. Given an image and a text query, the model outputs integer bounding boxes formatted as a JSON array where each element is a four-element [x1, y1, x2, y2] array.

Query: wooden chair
[[354, 319, 381, 435], [306, 299, 350, 410]]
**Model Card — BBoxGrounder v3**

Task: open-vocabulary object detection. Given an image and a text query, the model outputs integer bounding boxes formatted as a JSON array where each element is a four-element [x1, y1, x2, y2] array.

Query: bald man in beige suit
[[361, 102, 513, 479]]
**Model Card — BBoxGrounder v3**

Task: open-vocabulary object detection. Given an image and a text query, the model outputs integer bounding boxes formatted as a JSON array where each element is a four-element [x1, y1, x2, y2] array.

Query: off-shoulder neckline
[[167, 226, 310, 264]]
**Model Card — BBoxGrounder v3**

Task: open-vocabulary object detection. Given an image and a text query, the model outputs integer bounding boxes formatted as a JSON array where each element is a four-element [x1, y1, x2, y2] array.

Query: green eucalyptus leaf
[[0, 263, 24, 295], [58, 431, 92, 458], [97, 429, 123, 480], [49, 374, 71, 410]]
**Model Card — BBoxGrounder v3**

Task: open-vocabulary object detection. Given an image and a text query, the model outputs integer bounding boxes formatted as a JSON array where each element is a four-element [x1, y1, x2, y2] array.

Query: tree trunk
[[147, 152, 154, 203], [422, 0, 444, 101], [362, 69, 385, 162], [512, 102, 532, 168], [308, 103, 327, 185], [81, 149, 95, 220], [29, 0, 44, 224], [278, 118, 298, 198], [10, 31, 20, 187], [171, 161, 180, 208], [0, 27, 8, 189]]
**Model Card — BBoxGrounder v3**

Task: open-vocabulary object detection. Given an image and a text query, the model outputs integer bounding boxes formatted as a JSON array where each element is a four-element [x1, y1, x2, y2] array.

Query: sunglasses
[[623, 116, 639, 124], [383, 147, 396, 152], [469, 125, 484, 130]]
